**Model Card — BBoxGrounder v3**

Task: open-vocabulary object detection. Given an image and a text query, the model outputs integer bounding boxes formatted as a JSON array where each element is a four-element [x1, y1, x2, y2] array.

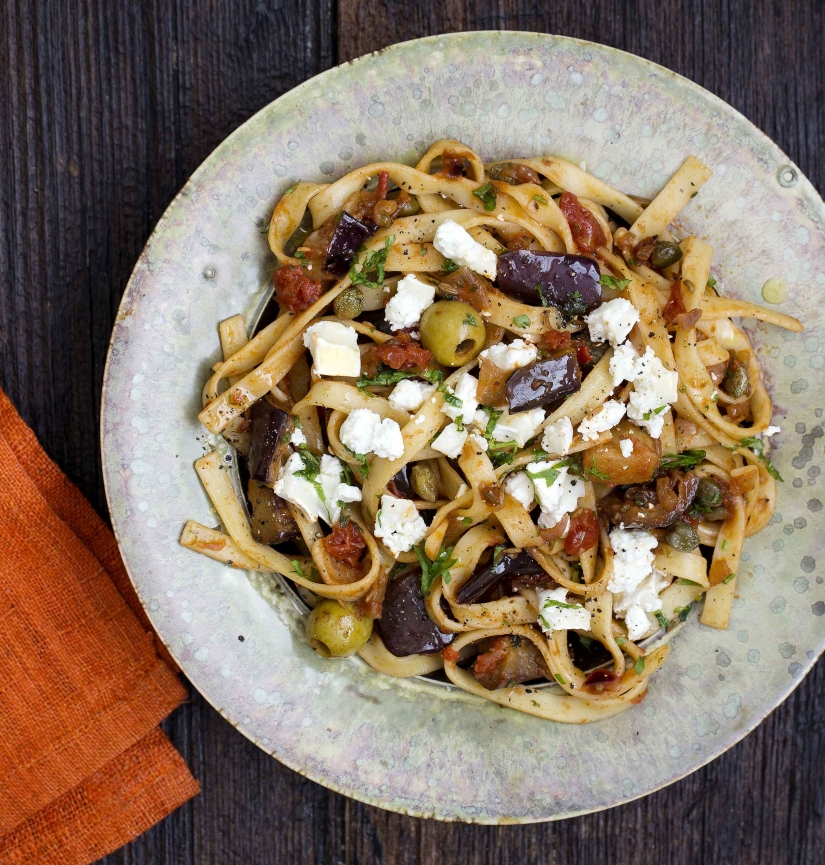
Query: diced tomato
[[564, 508, 600, 556], [558, 192, 607, 254], [576, 343, 592, 365], [374, 332, 433, 371], [441, 645, 461, 663], [323, 520, 366, 567], [273, 265, 321, 311], [541, 329, 572, 351]]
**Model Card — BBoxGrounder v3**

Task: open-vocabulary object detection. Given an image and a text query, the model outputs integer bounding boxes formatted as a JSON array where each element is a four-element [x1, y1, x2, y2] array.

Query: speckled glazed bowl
[[101, 32, 825, 822]]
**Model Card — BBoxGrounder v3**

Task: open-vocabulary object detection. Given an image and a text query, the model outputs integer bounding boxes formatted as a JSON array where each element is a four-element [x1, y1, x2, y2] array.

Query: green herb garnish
[[291, 560, 309, 579], [598, 274, 631, 291], [543, 598, 582, 611], [585, 458, 610, 481], [533, 194, 549, 205], [722, 573, 736, 585], [707, 275, 717, 288], [659, 449, 706, 472], [512, 314, 531, 329], [534, 284, 549, 307], [642, 405, 667, 420], [284, 180, 300, 194], [616, 636, 628, 646], [472, 181, 497, 211], [348, 234, 395, 289], [440, 258, 460, 274], [554, 673, 567, 685], [676, 578, 702, 586], [356, 364, 443, 394], [634, 656, 646, 675], [721, 539, 728, 551], [527, 465, 561, 486], [488, 439, 519, 467], [461, 516, 473, 525], [344, 446, 370, 477], [655, 611, 670, 630], [463, 312, 478, 327], [492, 544, 507, 565], [560, 289, 588, 322], [733, 436, 783, 482], [415, 543, 458, 594]]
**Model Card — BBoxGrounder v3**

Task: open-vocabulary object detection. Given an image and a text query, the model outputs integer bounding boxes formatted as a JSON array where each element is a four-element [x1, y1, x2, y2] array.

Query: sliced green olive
[[411, 464, 439, 502], [334, 287, 364, 320], [666, 520, 701, 552], [649, 241, 683, 269], [695, 477, 723, 509], [306, 600, 373, 658], [419, 300, 486, 367], [721, 361, 750, 398]]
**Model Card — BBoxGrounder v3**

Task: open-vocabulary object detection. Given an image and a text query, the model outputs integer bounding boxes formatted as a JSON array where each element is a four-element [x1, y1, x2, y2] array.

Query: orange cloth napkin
[[0, 389, 199, 864]]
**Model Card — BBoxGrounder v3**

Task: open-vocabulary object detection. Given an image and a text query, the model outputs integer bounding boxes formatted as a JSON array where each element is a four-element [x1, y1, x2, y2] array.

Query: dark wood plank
[[1, 0, 823, 862]]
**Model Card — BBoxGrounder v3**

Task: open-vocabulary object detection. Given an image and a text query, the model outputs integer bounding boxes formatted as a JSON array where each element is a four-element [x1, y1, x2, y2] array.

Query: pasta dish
[[181, 140, 801, 723]]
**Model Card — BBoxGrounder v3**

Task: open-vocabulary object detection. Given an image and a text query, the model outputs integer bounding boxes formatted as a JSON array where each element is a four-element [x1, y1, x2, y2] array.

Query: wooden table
[[2, 1, 823, 862]]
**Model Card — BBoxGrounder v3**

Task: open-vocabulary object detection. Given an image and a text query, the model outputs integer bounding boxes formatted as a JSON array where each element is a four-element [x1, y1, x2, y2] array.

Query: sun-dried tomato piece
[[576, 343, 592, 365], [273, 265, 321, 311], [324, 520, 366, 568], [662, 279, 686, 324], [541, 329, 572, 351], [374, 332, 433, 371], [633, 235, 658, 263], [440, 150, 467, 178], [558, 192, 607, 254], [564, 508, 600, 556], [441, 645, 461, 663]]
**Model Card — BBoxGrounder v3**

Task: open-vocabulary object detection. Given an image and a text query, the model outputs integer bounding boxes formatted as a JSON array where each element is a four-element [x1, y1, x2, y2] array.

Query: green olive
[[695, 478, 723, 509], [665, 520, 701, 552], [649, 240, 684, 270], [306, 600, 373, 658], [722, 361, 750, 398], [419, 300, 486, 367], [334, 287, 364, 320], [411, 464, 439, 502]]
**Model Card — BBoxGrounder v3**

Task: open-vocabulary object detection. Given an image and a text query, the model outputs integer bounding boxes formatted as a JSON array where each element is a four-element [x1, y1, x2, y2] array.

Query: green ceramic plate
[[101, 32, 825, 822]]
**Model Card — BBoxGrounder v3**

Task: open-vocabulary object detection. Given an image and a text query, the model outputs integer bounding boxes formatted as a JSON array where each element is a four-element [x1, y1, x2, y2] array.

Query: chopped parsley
[[356, 364, 444, 394], [488, 439, 518, 467], [584, 458, 610, 481], [642, 405, 667, 420], [293, 452, 326, 501], [440, 258, 461, 274], [527, 465, 561, 486], [659, 449, 706, 472], [472, 181, 497, 211], [512, 314, 531, 329], [534, 284, 549, 307], [598, 274, 631, 291], [554, 673, 567, 685], [463, 312, 478, 327], [654, 611, 670, 630], [415, 543, 458, 594], [492, 544, 507, 565], [676, 578, 703, 586], [437, 383, 463, 412], [734, 436, 784, 482], [543, 598, 582, 610], [284, 180, 300, 194], [721, 539, 728, 551], [722, 573, 736, 584], [533, 194, 548, 205], [461, 516, 473, 525], [616, 636, 628, 646], [706, 275, 717, 288], [634, 656, 645, 675], [344, 446, 370, 477], [348, 234, 395, 289]]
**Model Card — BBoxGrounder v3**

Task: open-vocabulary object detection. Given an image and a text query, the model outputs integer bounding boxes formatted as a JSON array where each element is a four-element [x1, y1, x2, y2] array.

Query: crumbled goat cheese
[[527, 463, 584, 528], [433, 219, 497, 279], [468, 432, 489, 452], [487, 407, 546, 448], [503, 471, 535, 510], [273, 452, 361, 526], [384, 274, 435, 331], [537, 587, 591, 632], [541, 417, 574, 456], [431, 422, 468, 458], [339, 408, 405, 460], [585, 298, 640, 347], [619, 438, 634, 458], [626, 346, 678, 438], [608, 527, 669, 640], [290, 427, 307, 447], [388, 378, 436, 412], [578, 399, 626, 442], [303, 321, 361, 377], [441, 372, 478, 427], [613, 568, 671, 641], [609, 339, 640, 386], [479, 338, 538, 372], [374, 494, 427, 555], [763, 425, 781, 437]]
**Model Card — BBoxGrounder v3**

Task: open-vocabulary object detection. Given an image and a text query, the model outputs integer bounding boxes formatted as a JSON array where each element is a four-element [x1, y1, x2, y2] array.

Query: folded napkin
[[0, 389, 199, 864]]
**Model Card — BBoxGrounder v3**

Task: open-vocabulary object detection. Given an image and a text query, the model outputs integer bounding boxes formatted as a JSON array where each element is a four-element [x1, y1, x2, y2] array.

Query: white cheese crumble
[[541, 417, 574, 456], [303, 321, 361, 377], [273, 452, 361, 526], [763, 425, 781, 437], [433, 219, 497, 279], [479, 338, 537, 372], [503, 471, 535, 510], [585, 298, 640, 347], [384, 274, 435, 331], [338, 408, 405, 460], [526, 462, 584, 529], [374, 494, 427, 555], [486, 407, 546, 448], [431, 422, 468, 458], [626, 346, 679, 438], [578, 399, 626, 442], [607, 527, 668, 641], [290, 427, 307, 447], [388, 378, 436, 412], [468, 432, 489, 452], [619, 438, 634, 458], [537, 587, 591, 633], [609, 339, 640, 386], [441, 371, 478, 427]]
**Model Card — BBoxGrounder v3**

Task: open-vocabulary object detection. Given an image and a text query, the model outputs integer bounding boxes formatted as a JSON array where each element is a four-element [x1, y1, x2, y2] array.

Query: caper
[[695, 477, 723, 509], [306, 600, 373, 658], [649, 241, 683, 270], [665, 520, 700, 552], [373, 199, 398, 227], [411, 464, 439, 502], [334, 287, 364, 319], [398, 196, 420, 216], [419, 300, 487, 367], [722, 361, 750, 398]]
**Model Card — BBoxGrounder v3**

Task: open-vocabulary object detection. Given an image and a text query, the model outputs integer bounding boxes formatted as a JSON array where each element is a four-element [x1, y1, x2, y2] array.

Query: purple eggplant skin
[[497, 251, 602, 311], [324, 212, 378, 277], [506, 353, 582, 413], [247, 401, 292, 485], [375, 570, 455, 656], [456, 551, 545, 605], [387, 464, 413, 498]]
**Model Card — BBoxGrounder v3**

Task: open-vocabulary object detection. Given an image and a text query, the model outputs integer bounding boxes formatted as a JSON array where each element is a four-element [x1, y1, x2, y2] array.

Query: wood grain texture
[[0, 0, 822, 863]]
